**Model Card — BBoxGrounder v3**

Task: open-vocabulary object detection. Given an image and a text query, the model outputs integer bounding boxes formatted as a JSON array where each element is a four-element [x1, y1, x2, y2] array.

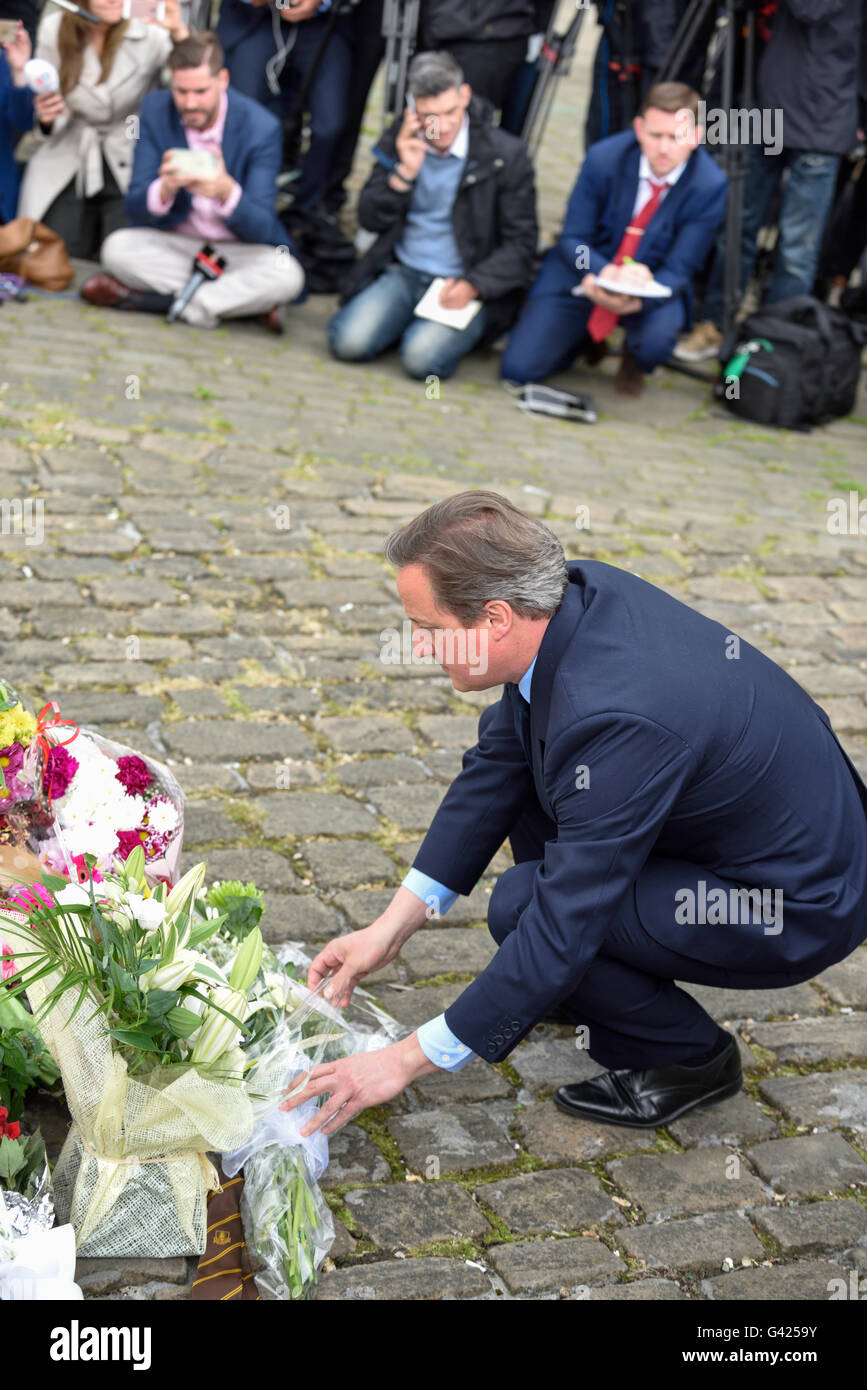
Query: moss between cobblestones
[[351, 1107, 407, 1180]]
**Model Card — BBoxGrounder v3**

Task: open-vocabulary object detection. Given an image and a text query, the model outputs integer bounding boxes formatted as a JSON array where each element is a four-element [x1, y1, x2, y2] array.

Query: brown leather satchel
[[0, 218, 74, 291]]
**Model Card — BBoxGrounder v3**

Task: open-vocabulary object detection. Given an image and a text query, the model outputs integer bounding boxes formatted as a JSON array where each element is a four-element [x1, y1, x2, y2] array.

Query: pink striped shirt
[[146, 92, 242, 241]]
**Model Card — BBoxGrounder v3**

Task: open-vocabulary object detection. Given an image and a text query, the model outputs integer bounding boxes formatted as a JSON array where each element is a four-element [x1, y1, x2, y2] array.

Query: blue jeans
[[704, 145, 841, 327], [328, 262, 489, 380]]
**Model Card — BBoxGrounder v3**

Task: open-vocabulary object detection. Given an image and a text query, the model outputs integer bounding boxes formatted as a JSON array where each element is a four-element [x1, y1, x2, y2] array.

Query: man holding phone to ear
[[329, 48, 537, 381]]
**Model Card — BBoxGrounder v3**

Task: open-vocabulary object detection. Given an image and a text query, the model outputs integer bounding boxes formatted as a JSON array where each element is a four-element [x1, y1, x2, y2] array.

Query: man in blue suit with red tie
[[282, 492, 867, 1140], [501, 81, 727, 397]]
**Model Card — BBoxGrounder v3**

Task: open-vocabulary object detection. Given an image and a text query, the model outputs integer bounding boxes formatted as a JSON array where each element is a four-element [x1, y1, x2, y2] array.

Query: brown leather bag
[[0, 218, 74, 291]]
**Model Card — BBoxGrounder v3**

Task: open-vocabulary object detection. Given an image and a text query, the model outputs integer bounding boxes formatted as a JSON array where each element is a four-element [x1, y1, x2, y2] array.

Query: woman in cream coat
[[18, 0, 188, 257]]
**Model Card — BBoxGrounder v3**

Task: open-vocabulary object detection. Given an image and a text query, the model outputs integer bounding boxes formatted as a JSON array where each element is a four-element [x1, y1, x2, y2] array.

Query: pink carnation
[[42, 744, 79, 800], [1, 941, 16, 982], [115, 756, 153, 796], [116, 829, 146, 860]]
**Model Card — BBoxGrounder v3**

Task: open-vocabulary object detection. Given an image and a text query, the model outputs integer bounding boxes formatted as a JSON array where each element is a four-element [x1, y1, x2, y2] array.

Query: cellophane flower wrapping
[[220, 944, 404, 1299], [24, 967, 254, 1258], [44, 728, 184, 889]]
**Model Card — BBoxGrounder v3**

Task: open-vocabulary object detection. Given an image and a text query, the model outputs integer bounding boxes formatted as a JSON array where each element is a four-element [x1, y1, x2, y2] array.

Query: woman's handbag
[[0, 217, 74, 291]]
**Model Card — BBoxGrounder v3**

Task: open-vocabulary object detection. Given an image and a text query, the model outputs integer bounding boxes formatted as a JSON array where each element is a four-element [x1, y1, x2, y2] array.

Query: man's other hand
[[581, 273, 642, 316], [280, 1035, 439, 1136], [439, 277, 478, 310], [278, 0, 321, 22]]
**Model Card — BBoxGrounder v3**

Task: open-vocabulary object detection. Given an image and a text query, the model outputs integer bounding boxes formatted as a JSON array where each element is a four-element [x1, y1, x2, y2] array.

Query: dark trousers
[[489, 798, 835, 1071], [218, 5, 352, 211], [500, 283, 686, 382], [325, 0, 384, 212], [40, 161, 127, 260], [435, 36, 529, 110]]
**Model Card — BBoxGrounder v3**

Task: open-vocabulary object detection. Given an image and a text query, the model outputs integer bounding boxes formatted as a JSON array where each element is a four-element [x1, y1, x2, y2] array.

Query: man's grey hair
[[407, 50, 465, 100], [384, 491, 569, 625]]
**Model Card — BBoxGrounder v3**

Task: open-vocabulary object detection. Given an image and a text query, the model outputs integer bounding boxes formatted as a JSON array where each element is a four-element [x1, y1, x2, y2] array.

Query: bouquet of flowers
[[196, 882, 403, 1299], [0, 676, 184, 892], [0, 679, 57, 868], [39, 729, 184, 888], [0, 848, 258, 1257]]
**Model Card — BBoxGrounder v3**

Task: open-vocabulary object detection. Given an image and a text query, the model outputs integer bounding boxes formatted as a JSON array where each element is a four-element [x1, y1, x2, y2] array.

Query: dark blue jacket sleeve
[[412, 691, 536, 894], [223, 119, 282, 245], [6, 83, 33, 132], [556, 150, 611, 280], [653, 175, 727, 298], [125, 99, 192, 229], [444, 712, 697, 1060]]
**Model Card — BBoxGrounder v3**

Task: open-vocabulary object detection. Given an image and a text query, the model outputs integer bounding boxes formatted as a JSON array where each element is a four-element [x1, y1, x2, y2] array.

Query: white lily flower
[[131, 896, 166, 932], [190, 985, 248, 1066], [141, 948, 200, 994]]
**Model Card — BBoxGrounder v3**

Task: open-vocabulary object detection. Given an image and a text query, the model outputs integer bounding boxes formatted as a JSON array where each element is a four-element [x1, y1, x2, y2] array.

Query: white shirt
[[630, 153, 687, 218]]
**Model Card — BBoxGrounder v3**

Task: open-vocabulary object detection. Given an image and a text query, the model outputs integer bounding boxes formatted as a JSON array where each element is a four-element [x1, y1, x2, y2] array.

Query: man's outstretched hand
[[307, 885, 431, 1008], [280, 1034, 439, 1136]]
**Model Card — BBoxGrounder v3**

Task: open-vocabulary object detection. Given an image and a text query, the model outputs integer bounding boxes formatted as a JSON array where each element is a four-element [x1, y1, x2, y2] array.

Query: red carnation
[[115, 755, 153, 796]]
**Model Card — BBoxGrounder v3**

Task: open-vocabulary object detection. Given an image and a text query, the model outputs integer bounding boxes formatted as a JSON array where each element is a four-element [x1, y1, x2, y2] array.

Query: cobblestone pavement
[[3, 13, 867, 1301]]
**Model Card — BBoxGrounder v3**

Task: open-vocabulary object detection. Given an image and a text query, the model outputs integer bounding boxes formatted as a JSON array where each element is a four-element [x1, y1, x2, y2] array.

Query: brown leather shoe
[[613, 347, 646, 397], [257, 305, 284, 335], [80, 273, 139, 309]]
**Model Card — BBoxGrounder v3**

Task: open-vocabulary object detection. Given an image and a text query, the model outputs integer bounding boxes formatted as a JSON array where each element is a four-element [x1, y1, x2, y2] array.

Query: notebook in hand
[[414, 277, 484, 330]]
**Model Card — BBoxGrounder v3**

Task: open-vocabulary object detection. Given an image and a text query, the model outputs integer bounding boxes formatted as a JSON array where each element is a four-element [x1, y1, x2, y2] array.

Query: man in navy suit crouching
[[282, 493, 867, 1137], [501, 82, 727, 397]]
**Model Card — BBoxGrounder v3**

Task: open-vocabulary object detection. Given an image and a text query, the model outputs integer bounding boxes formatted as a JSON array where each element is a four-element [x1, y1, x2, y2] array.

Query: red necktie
[[587, 178, 667, 343]]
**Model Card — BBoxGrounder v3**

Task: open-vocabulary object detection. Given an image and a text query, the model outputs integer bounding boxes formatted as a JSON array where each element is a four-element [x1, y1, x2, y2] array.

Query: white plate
[[593, 275, 672, 299]]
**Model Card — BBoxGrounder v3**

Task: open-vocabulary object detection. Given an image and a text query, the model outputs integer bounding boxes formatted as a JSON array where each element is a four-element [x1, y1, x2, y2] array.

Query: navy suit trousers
[[489, 815, 842, 1070], [501, 287, 686, 383]]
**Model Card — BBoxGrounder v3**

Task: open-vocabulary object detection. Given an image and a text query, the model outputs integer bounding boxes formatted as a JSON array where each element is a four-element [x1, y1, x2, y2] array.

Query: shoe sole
[[672, 347, 721, 363], [553, 1070, 743, 1129]]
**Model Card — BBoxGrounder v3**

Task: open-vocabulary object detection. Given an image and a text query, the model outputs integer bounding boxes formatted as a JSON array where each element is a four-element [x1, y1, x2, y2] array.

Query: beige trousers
[[100, 228, 305, 329]]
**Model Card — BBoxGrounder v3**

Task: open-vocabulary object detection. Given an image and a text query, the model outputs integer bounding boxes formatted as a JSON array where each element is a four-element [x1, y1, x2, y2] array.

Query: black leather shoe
[[554, 1031, 742, 1128]]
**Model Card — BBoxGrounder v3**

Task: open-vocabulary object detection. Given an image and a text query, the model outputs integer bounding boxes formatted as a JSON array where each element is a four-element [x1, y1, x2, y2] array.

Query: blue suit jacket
[[0, 53, 33, 223], [125, 86, 289, 249], [411, 562, 867, 1061], [534, 131, 728, 320]]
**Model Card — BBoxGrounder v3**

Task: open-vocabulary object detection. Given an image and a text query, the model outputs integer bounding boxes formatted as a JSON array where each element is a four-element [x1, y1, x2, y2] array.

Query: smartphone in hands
[[0, 19, 20, 41], [122, 0, 167, 19]]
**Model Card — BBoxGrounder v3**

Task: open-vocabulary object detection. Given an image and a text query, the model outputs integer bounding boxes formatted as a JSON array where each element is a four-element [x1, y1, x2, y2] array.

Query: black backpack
[[717, 296, 867, 431]]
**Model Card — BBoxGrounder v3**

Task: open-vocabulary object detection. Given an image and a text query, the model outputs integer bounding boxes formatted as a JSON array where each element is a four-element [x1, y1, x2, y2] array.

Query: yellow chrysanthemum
[[0, 703, 37, 750]]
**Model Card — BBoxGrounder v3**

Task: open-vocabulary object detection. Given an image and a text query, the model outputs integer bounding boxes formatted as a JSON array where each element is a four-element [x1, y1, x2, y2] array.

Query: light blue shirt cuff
[[417, 1013, 476, 1071], [401, 868, 459, 918]]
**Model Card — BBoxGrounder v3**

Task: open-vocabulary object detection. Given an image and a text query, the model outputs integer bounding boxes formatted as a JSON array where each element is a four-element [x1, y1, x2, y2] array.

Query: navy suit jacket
[[533, 131, 727, 319], [0, 53, 33, 223], [411, 562, 867, 1061], [125, 86, 289, 248]]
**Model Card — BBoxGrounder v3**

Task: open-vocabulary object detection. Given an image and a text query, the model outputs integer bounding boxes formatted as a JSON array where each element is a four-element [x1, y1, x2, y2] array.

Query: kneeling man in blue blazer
[[282, 493, 867, 1136], [502, 81, 727, 397]]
